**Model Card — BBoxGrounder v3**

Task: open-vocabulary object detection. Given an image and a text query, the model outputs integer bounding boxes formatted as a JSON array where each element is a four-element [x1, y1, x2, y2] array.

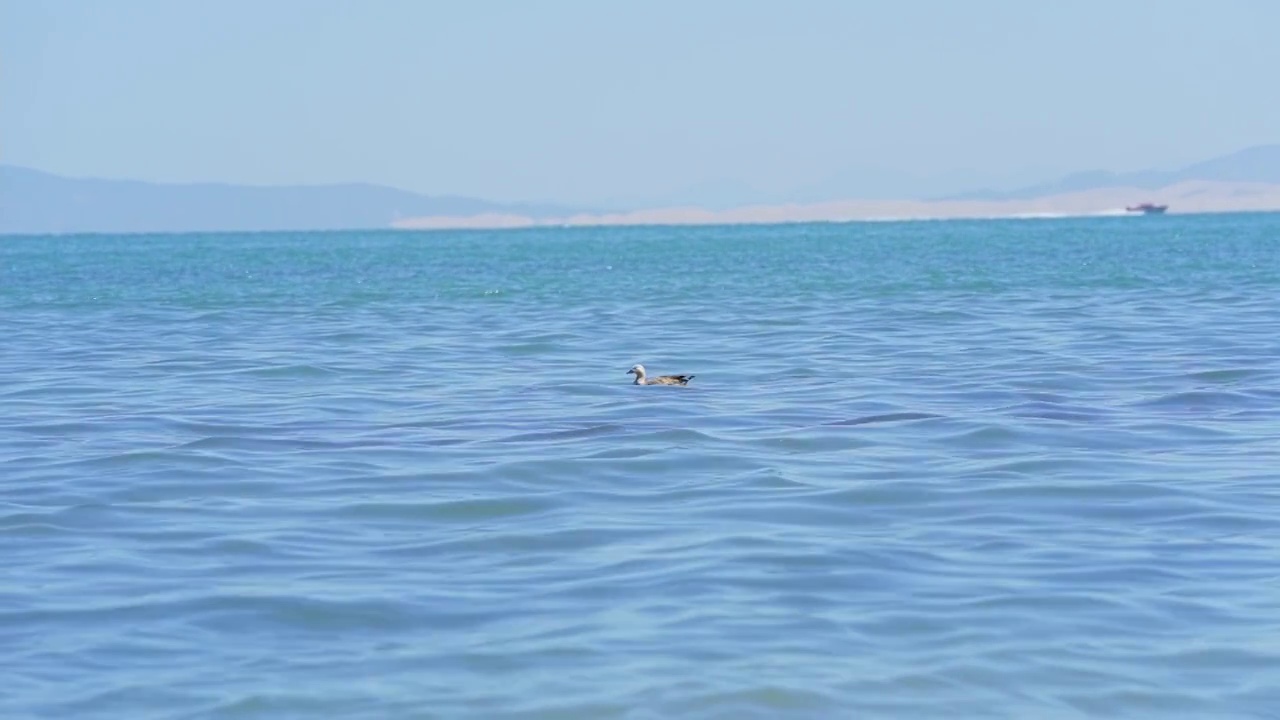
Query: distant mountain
[[0, 166, 582, 235], [943, 144, 1280, 201], [9, 144, 1278, 235]]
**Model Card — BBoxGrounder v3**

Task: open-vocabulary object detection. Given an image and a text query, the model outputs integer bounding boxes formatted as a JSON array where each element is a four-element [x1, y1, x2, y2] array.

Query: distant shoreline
[[7, 207, 1280, 239], [390, 182, 1280, 231], [7, 148, 1280, 235]]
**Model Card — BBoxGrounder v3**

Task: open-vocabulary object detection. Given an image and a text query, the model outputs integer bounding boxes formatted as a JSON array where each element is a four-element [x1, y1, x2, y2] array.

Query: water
[[3, 214, 1279, 719]]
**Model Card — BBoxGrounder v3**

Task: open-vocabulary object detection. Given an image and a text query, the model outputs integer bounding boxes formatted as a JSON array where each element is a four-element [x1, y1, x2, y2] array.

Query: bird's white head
[[626, 364, 647, 384]]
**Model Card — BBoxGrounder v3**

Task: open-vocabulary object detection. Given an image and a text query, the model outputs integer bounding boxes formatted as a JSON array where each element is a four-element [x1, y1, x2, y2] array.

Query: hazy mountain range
[[3, 145, 1279, 234], [0, 166, 581, 235], [942, 144, 1280, 201]]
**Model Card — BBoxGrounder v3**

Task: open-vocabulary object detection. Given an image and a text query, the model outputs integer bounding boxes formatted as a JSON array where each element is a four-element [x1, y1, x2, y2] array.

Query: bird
[[627, 364, 694, 386]]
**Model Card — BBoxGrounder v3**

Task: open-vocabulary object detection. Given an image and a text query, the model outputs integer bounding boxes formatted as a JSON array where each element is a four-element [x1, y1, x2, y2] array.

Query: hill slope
[[0, 166, 578, 234], [945, 145, 1280, 201]]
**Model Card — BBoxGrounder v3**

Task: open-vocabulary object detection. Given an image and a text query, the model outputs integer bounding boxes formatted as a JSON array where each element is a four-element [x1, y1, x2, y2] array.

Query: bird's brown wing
[[649, 374, 694, 385]]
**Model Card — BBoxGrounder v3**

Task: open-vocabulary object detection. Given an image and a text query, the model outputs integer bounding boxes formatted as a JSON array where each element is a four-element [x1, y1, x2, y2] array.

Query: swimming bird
[[627, 364, 694, 386]]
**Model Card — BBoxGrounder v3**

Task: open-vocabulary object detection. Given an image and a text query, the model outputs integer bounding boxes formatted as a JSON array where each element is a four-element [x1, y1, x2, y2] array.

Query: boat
[[1125, 202, 1168, 215]]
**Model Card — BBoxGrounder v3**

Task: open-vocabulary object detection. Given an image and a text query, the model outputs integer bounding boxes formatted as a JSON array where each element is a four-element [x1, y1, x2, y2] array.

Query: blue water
[[3, 214, 1280, 719]]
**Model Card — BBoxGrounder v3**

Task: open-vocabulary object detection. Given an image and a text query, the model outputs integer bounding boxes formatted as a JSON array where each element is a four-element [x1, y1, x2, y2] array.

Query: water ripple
[[3, 217, 1280, 718]]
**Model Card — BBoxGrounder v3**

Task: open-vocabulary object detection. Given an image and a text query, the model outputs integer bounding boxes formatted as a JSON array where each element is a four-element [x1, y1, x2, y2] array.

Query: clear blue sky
[[4, 0, 1277, 205]]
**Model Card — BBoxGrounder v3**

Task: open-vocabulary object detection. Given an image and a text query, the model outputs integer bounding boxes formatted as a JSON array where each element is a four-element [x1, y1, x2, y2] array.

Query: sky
[[3, 0, 1278, 207]]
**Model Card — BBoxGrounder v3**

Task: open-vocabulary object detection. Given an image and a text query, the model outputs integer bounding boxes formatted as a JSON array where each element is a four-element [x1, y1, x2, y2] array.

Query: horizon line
[[6, 207, 1278, 240]]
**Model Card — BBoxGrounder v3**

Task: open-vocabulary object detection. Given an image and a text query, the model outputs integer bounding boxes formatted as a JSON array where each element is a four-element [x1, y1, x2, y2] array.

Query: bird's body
[[627, 364, 694, 386]]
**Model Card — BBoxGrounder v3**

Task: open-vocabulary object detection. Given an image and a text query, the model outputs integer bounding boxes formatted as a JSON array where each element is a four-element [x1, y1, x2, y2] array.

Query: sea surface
[[3, 214, 1280, 719]]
